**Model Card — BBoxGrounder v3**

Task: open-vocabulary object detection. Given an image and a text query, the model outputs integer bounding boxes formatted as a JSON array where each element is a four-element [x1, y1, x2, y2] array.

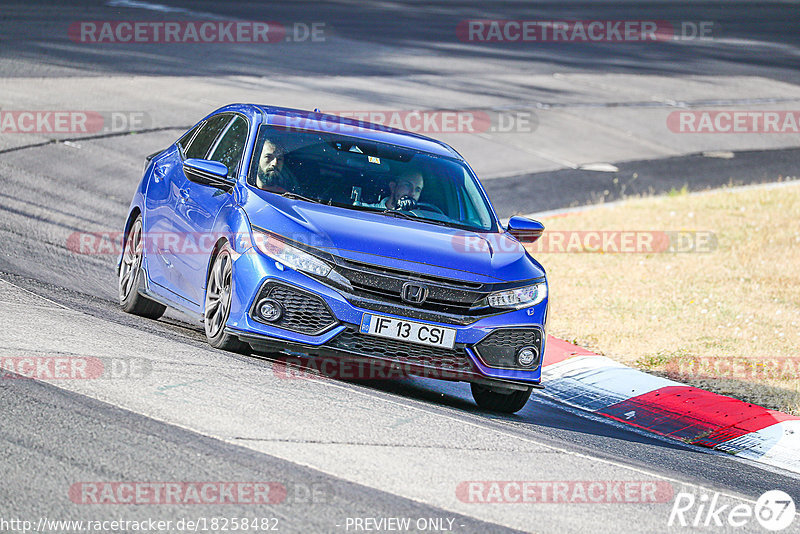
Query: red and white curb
[[542, 336, 800, 475]]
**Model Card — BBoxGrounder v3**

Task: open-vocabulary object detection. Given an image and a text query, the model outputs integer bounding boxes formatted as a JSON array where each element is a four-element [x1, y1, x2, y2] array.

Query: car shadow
[[256, 350, 698, 453]]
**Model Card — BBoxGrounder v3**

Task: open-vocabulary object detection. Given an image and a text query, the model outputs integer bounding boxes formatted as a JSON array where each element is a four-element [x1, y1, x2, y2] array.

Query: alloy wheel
[[205, 249, 233, 339], [119, 219, 143, 302]]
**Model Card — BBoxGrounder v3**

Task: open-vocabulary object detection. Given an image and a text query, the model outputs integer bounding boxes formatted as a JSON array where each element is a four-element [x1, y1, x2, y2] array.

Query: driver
[[255, 139, 299, 192], [363, 170, 424, 210]]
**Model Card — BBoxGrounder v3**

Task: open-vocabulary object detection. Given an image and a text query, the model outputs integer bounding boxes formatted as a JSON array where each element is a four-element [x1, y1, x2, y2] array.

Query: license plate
[[359, 313, 456, 349]]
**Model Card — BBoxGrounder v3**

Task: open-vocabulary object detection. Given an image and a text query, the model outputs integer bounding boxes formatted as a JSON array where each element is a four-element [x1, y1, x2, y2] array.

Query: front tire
[[470, 383, 532, 414], [119, 216, 166, 319], [204, 243, 249, 353]]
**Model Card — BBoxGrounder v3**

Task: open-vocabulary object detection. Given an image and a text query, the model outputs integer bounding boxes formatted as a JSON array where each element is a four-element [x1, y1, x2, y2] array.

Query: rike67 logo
[[669, 490, 796, 531]]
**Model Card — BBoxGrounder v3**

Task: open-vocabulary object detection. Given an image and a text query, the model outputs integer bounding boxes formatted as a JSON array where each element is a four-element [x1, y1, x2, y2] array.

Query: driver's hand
[[395, 195, 417, 211]]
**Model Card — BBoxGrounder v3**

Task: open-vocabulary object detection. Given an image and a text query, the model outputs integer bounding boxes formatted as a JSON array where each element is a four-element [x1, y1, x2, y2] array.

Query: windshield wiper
[[380, 209, 416, 220], [281, 191, 323, 204], [380, 209, 451, 227], [332, 202, 466, 229]]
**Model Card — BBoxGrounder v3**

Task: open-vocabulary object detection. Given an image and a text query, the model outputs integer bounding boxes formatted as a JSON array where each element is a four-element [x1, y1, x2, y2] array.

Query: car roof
[[248, 105, 461, 159]]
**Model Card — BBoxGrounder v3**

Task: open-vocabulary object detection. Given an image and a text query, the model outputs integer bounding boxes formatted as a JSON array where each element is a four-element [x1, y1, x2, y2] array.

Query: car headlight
[[252, 230, 332, 277], [487, 282, 547, 309]]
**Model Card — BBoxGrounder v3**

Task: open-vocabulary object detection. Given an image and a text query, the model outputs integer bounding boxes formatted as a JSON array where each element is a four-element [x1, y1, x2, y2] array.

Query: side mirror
[[183, 158, 234, 190], [507, 216, 544, 243]]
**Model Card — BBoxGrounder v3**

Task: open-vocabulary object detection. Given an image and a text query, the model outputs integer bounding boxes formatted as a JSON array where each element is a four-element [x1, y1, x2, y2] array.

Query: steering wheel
[[413, 202, 445, 215]]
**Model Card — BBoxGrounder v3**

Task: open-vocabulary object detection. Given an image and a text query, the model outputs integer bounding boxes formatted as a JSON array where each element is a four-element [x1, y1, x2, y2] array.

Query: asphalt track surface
[[1, 1, 800, 533]]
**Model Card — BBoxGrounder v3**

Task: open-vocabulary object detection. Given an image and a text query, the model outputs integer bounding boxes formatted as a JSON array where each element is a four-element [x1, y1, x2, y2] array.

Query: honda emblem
[[401, 282, 429, 304]]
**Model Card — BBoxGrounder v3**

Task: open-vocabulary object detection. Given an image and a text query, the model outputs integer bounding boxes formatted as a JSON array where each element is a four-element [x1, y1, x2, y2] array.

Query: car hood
[[242, 190, 545, 284]]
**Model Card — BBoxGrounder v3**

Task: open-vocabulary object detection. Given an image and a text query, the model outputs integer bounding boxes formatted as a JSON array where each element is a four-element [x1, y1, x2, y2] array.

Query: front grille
[[337, 257, 484, 290], [252, 282, 338, 335], [327, 328, 475, 373], [473, 328, 544, 370], [331, 256, 497, 320]]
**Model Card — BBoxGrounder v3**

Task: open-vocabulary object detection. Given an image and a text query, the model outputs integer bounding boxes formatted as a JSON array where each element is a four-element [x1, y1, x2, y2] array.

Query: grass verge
[[527, 181, 800, 415]]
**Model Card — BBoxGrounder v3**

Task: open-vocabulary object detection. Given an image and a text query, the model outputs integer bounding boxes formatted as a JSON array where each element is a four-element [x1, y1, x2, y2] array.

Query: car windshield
[[247, 124, 497, 231]]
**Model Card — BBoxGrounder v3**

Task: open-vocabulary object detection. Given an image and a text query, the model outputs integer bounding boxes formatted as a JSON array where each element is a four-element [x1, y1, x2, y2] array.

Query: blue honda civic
[[118, 104, 548, 413]]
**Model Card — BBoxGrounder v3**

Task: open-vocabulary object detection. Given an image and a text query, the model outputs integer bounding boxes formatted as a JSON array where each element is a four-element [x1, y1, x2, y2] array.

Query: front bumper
[[225, 249, 547, 386]]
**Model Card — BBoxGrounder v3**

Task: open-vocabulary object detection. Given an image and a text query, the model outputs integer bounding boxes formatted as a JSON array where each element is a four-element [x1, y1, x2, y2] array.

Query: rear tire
[[119, 216, 166, 319], [470, 383, 532, 414], [204, 243, 249, 353]]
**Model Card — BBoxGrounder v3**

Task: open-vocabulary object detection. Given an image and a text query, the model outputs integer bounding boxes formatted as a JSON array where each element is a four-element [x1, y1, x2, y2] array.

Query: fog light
[[516, 346, 539, 368], [257, 299, 283, 322]]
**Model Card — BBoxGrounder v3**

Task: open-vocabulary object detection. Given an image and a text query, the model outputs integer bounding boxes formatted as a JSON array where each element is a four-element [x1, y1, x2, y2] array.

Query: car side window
[[183, 114, 232, 160], [176, 122, 203, 155], [209, 116, 248, 179]]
